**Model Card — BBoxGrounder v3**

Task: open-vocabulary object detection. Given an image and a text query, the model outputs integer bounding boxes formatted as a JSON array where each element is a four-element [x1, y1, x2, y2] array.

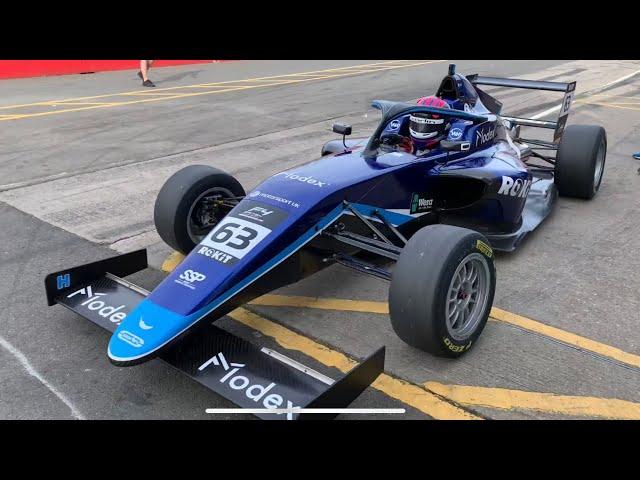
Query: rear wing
[[467, 74, 577, 144], [45, 250, 384, 420]]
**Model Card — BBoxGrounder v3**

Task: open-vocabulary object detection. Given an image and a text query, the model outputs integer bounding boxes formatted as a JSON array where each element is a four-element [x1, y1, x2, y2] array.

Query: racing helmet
[[410, 96, 450, 149]]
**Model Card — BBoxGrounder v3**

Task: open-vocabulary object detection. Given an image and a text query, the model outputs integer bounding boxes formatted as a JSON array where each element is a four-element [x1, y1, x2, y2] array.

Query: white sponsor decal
[[498, 176, 532, 198], [389, 119, 400, 130], [238, 206, 273, 223], [200, 217, 272, 261], [138, 317, 153, 330], [67, 286, 127, 325], [475, 126, 496, 146], [197, 246, 234, 264], [117, 330, 144, 348], [248, 190, 300, 208], [198, 352, 301, 420], [449, 127, 463, 139], [175, 269, 207, 290], [279, 172, 328, 187], [419, 198, 433, 209], [410, 116, 443, 125]]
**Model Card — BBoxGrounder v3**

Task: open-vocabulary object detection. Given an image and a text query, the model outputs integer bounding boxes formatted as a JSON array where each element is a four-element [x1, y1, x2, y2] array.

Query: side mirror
[[441, 140, 471, 152], [333, 123, 352, 136]]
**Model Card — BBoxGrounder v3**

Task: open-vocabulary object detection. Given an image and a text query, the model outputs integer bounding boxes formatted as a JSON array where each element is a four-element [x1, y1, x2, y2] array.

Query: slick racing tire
[[555, 124, 607, 200], [388, 225, 496, 357], [154, 165, 245, 255]]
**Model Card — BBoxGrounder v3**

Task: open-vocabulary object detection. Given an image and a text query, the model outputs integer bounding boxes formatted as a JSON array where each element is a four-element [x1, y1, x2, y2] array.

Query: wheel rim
[[445, 252, 491, 341], [187, 187, 235, 244], [593, 138, 605, 191]]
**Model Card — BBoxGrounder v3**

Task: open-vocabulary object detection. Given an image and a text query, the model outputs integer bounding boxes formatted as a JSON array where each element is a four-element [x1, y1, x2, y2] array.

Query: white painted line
[[531, 68, 640, 120], [0, 334, 85, 420], [205, 408, 406, 415]]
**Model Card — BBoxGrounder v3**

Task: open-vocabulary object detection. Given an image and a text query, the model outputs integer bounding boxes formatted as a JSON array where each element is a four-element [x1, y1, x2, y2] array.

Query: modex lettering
[[199, 352, 301, 420], [67, 286, 127, 324], [280, 172, 328, 187]]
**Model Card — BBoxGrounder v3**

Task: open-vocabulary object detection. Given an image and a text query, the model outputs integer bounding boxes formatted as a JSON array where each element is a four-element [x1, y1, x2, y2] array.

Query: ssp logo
[[180, 269, 206, 283], [175, 269, 207, 290]]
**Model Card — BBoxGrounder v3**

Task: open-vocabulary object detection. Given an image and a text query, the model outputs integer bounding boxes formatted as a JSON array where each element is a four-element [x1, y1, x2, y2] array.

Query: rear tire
[[388, 225, 496, 357], [154, 165, 245, 255], [555, 124, 607, 199]]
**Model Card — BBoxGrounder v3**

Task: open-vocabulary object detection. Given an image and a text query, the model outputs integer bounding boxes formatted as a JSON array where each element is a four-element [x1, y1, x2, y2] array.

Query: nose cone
[[107, 299, 185, 366]]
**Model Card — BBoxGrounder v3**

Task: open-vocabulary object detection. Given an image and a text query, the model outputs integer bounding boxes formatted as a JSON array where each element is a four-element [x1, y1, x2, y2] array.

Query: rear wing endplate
[[467, 74, 577, 143], [45, 250, 384, 420]]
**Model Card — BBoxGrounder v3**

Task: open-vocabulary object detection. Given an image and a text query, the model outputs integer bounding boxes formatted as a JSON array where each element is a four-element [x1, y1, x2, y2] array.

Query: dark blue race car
[[46, 65, 606, 418]]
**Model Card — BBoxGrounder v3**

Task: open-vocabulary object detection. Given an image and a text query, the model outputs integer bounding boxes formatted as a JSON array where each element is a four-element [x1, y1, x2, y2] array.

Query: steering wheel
[[380, 132, 404, 147]]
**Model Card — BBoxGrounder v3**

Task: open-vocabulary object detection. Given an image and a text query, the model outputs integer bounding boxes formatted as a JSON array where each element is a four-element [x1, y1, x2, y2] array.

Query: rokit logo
[[279, 172, 328, 188], [475, 125, 496, 147], [498, 176, 532, 198], [175, 269, 207, 290], [197, 246, 234, 265], [199, 352, 301, 420], [67, 286, 127, 325]]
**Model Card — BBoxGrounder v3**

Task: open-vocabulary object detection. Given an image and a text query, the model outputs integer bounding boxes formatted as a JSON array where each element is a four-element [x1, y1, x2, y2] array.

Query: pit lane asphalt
[[1, 60, 639, 420]]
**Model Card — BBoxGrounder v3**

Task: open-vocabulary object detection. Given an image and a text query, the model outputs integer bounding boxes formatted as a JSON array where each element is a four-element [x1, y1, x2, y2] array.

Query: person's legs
[[139, 60, 149, 81], [139, 60, 155, 87]]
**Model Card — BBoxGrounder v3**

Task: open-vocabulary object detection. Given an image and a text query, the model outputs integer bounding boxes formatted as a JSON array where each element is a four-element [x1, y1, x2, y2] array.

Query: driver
[[399, 96, 452, 155]]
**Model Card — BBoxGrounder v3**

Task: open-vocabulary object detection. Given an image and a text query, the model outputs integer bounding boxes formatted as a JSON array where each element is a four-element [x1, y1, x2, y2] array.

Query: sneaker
[[633, 152, 640, 160], [142, 79, 156, 88]]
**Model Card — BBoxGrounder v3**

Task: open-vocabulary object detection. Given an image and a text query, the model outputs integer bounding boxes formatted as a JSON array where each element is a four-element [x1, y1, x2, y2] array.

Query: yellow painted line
[[490, 307, 640, 369], [574, 101, 640, 112], [161, 251, 185, 273], [250, 294, 389, 314], [425, 382, 640, 420], [584, 94, 640, 100], [122, 91, 202, 96], [247, 294, 640, 369], [160, 253, 640, 369], [0, 60, 446, 122], [48, 102, 118, 106], [0, 60, 442, 110], [229, 307, 480, 420]]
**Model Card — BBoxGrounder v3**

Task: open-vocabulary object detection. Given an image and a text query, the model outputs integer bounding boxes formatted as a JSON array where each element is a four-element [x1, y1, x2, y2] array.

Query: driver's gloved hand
[[398, 136, 413, 153]]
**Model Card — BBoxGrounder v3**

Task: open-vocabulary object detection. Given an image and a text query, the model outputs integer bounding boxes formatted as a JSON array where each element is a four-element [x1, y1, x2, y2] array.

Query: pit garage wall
[[0, 60, 217, 80]]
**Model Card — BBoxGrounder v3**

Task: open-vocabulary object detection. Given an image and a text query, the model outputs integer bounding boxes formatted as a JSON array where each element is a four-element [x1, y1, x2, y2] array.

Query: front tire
[[388, 225, 496, 357], [555, 124, 607, 199], [154, 165, 245, 255]]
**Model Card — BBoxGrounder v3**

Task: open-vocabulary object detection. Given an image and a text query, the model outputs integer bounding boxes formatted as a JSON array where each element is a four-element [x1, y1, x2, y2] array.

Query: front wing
[[44, 250, 385, 420]]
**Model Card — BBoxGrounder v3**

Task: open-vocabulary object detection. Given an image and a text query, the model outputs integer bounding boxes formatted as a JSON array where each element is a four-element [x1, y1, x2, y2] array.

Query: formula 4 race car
[[46, 64, 606, 418]]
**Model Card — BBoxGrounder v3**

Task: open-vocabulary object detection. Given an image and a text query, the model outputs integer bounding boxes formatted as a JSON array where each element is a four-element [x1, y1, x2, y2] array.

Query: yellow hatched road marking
[[162, 254, 639, 418], [425, 382, 640, 420], [229, 307, 480, 420], [248, 294, 640, 369]]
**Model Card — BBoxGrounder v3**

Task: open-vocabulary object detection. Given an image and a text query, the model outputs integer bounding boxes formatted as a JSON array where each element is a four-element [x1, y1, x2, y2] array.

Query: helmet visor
[[409, 114, 444, 139]]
